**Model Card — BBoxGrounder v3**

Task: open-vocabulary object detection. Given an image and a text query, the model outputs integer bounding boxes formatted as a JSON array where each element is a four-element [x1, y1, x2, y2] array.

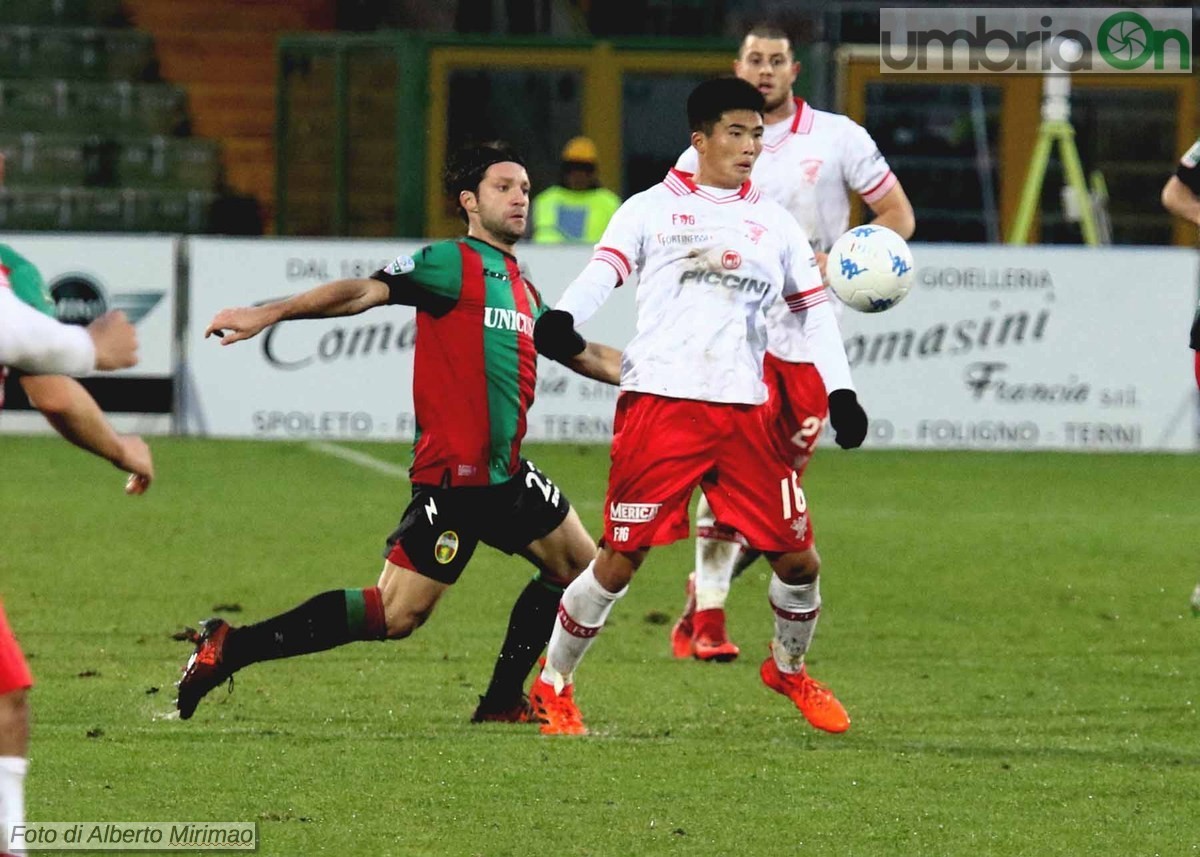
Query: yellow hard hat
[[561, 136, 598, 164]]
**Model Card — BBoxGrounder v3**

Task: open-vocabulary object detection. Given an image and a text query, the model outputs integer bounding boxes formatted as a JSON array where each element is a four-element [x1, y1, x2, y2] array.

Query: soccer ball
[[826, 225, 914, 313]]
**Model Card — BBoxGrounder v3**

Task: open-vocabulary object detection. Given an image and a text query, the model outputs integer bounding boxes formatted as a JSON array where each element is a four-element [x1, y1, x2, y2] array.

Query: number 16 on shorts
[[780, 471, 806, 520]]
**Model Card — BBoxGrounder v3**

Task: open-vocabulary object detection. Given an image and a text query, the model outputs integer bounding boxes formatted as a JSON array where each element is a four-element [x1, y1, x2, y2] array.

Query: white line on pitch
[[306, 441, 410, 481]]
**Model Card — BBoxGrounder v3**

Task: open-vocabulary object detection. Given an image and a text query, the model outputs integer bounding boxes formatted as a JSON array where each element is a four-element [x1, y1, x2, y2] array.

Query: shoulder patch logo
[[384, 255, 416, 276], [1182, 140, 1200, 169], [434, 531, 460, 564]]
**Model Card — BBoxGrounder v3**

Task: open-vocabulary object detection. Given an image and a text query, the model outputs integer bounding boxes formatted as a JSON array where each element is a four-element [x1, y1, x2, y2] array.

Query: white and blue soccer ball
[[826, 225, 914, 313]]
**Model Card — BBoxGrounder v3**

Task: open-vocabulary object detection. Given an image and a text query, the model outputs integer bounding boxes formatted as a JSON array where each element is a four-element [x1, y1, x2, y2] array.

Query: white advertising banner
[[838, 244, 1199, 451], [1, 232, 176, 377], [184, 238, 1198, 452], [183, 240, 632, 441]]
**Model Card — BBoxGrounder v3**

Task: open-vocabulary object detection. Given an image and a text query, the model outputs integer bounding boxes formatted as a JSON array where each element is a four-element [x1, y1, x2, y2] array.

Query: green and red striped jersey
[[371, 236, 547, 487]]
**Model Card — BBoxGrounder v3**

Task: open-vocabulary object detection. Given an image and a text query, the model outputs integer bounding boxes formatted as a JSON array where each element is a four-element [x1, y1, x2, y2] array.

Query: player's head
[[734, 22, 800, 114], [444, 141, 530, 248], [686, 77, 764, 188]]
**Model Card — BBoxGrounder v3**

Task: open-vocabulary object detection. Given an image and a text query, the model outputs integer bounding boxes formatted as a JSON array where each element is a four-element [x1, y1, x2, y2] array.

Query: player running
[[529, 78, 867, 736], [669, 23, 915, 662], [174, 143, 620, 723]]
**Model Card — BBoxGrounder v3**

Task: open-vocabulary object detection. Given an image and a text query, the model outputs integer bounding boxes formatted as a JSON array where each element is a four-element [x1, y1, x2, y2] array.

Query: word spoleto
[[879, 8, 1192, 74]]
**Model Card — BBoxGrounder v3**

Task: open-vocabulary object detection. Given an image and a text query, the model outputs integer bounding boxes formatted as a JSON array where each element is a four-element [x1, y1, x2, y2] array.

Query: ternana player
[[529, 77, 868, 736], [174, 143, 621, 724], [0, 246, 147, 857], [669, 23, 916, 662]]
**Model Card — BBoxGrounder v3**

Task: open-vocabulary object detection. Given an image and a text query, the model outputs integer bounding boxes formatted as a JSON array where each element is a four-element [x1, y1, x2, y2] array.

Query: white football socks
[[693, 493, 740, 611], [0, 755, 28, 856], [542, 562, 626, 689], [768, 574, 821, 673]]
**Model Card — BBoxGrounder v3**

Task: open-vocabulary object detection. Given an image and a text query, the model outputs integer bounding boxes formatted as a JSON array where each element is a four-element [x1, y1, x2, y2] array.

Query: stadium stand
[[0, 0, 334, 234]]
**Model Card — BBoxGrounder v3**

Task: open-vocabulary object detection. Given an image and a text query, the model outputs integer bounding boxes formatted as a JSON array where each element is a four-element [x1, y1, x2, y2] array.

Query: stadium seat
[[0, 80, 187, 136], [0, 186, 215, 233], [0, 0, 126, 27], [117, 136, 221, 190]]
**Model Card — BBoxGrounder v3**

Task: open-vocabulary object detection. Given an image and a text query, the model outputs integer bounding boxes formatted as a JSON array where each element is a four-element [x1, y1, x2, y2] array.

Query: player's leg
[[0, 604, 32, 857], [532, 393, 714, 734], [175, 485, 472, 719], [673, 358, 827, 661], [531, 544, 645, 736], [473, 462, 592, 723], [671, 491, 743, 660], [709, 405, 849, 733]]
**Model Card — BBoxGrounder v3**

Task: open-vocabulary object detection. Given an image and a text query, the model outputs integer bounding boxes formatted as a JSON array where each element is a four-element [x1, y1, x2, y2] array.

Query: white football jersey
[[586, 169, 851, 405], [677, 98, 897, 363]]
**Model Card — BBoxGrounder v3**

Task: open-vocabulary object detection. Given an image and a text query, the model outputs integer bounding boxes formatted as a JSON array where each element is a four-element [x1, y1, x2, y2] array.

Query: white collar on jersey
[[663, 168, 762, 203]]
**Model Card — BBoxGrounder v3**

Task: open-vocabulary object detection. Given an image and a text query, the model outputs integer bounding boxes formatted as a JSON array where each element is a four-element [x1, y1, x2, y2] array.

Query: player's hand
[[828, 389, 867, 449], [205, 306, 273, 345], [534, 310, 586, 362], [114, 435, 154, 494], [87, 311, 139, 371], [814, 252, 829, 282]]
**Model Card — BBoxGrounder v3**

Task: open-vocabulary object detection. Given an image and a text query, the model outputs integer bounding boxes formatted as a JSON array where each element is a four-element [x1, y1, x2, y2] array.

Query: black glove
[[534, 309, 586, 362], [828, 389, 867, 449]]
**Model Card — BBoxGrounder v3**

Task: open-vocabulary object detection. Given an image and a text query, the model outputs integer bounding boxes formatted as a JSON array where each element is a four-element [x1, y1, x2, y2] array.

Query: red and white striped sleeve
[[842, 117, 898, 205], [555, 196, 644, 325]]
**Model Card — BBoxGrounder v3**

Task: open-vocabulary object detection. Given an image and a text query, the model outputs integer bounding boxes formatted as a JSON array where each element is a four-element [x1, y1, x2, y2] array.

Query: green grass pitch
[[3, 436, 1198, 856]]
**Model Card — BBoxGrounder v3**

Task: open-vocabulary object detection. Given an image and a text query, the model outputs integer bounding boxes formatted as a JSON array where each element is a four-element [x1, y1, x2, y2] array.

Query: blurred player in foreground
[[1160, 133, 1200, 615], [0, 246, 147, 857], [175, 142, 621, 723], [529, 78, 867, 736], [670, 22, 915, 662]]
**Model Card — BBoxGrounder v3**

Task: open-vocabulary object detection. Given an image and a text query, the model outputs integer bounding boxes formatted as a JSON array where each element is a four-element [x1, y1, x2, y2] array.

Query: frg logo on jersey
[[609, 502, 661, 523], [721, 251, 742, 270]]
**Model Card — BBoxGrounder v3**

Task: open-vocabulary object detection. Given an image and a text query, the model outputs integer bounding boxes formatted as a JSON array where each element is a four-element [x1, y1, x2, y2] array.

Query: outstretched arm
[[19, 374, 154, 493], [564, 342, 622, 385], [0, 288, 96, 375], [867, 182, 916, 240], [206, 277, 391, 345]]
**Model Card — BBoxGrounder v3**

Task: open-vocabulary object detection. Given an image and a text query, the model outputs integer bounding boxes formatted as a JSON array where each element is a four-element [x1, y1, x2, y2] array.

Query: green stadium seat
[[0, 188, 69, 230], [0, 28, 153, 81], [0, 0, 126, 27], [0, 80, 188, 136], [0, 186, 215, 233], [118, 136, 221, 190]]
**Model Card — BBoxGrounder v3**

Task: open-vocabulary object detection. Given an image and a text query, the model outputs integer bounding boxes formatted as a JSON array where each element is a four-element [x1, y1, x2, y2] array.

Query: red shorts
[[0, 602, 33, 695], [762, 353, 828, 476], [604, 392, 812, 553]]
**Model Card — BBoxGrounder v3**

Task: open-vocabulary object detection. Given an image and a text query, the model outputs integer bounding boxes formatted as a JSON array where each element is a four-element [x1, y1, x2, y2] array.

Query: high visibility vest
[[531, 185, 622, 244]]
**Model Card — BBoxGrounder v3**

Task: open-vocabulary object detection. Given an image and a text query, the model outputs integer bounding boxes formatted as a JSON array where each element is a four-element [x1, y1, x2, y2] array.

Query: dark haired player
[[529, 79, 867, 735], [175, 142, 620, 722]]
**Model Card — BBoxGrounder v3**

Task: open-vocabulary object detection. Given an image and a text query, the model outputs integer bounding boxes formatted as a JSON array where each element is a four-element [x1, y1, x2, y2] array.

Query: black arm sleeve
[[369, 269, 456, 317]]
